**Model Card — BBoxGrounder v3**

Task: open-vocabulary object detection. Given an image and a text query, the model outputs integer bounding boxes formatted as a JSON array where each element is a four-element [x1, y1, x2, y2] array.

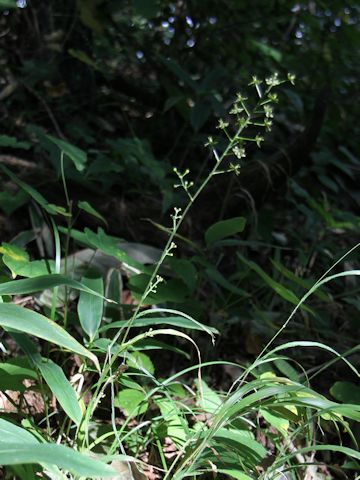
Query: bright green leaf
[[78, 276, 104, 340], [0, 303, 99, 369], [205, 217, 246, 246], [127, 351, 154, 375], [115, 389, 148, 417], [46, 134, 87, 172], [37, 358, 82, 425], [0, 443, 117, 477]]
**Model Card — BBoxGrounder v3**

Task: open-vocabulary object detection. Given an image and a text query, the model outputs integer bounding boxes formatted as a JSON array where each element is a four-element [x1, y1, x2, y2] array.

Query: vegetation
[[0, 1, 359, 479]]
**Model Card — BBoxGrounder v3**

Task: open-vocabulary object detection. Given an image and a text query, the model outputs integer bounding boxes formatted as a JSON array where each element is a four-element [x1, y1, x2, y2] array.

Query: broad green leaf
[[330, 381, 360, 404], [0, 135, 31, 149], [127, 351, 154, 375], [0, 419, 38, 444], [196, 379, 223, 413], [0, 443, 117, 477], [0, 357, 37, 391], [129, 274, 188, 304], [156, 398, 188, 447], [0, 357, 37, 380], [0, 303, 99, 369], [37, 358, 82, 425], [205, 217, 246, 246], [105, 267, 123, 303], [260, 408, 289, 435], [11, 260, 55, 278], [46, 134, 87, 172], [78, 276, 104, 340], [115, 389, 148, 417], [78, 200, 107, 226], [167, 258, 197, 292], [84, 228, 146, 273], [0, 274, 112, 303], [0, 243, 28, 277], [0, 419, 62, 477], [0, 242, 54, 278], [213, 428, 266, 464], [0, 371, 27, 391]]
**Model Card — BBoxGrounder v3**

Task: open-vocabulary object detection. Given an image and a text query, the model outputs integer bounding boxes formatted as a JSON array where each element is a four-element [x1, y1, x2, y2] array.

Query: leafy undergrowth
[[0, 76, 359, 480]]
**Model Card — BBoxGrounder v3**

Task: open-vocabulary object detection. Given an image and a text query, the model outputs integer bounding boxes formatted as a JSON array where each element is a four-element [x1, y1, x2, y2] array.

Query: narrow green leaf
[[205, 217, 246, 246], [78, 200, 107, 226], [0, 274, 113, 303], [271, 259, 329, 301], [217, 470, 253, 480], [0, 304, 99, 369], [78, 276, 104, 340], [99, 315, 218, 335], [0, 443, 117, 477], [0, 165, 60, 215], [237, 254, 301, 306], [46, 135, 87, 172], [0, 135, 31, 149], [37, 358, 82, 425]]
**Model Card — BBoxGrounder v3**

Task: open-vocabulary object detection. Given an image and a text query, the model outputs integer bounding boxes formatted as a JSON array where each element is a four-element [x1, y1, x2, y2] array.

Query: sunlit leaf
[[0, 304, 99, 369]]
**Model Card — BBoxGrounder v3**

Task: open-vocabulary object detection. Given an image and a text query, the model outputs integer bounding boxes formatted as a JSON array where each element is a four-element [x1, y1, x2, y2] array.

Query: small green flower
[[233, 146, 246, 159], [255, 134, 264, 147], [217, 118, 229, 130], [287, 72, 296, 85], [236, 92, 248, 102], [268, 92, 278, 102], [249, 75, 262, 86], [205, 136, 216, 147], [229, 162, 241, 175], [265, 72, 280, 87], [230, 104, 244, 115], [264, 118, 273, 131], [264, 105, 274, 118]]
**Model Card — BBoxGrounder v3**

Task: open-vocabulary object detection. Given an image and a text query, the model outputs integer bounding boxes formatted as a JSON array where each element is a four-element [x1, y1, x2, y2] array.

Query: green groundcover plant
[[0, 74, 359, 480]]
